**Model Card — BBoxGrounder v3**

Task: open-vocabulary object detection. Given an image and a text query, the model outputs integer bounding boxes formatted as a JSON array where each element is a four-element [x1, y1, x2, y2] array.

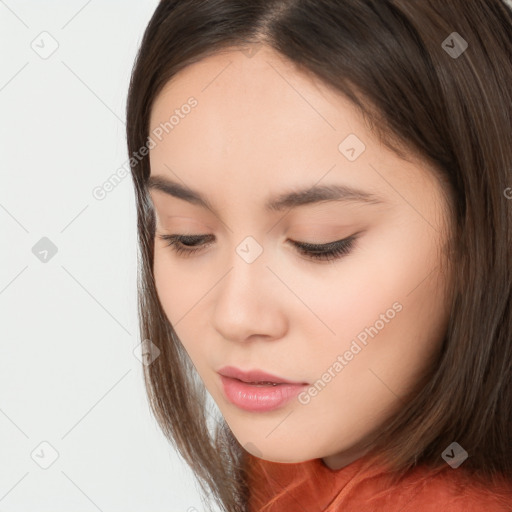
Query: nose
[[210, 250, 288, 343]]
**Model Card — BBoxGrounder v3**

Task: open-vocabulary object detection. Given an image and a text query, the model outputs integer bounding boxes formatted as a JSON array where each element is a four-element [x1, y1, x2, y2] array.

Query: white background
[[0, 2, 214, 511], [2, 1, 511, 511]]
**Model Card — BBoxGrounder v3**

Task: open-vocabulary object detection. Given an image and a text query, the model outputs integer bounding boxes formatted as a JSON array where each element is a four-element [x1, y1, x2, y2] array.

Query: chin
[[241, 439, 317, 463]]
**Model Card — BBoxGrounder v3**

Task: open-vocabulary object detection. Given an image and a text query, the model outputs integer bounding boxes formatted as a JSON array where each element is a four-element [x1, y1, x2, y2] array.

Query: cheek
[[153, 252, 195, 336], [287, 226, 449, 456], [153, 253, 175, 319], [313, 222, 449, 405], [153, 251, 215, 366], [153, 249, 202, 320]]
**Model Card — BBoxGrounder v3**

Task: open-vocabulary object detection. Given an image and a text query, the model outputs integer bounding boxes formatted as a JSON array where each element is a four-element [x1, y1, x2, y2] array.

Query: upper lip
[[217, 365, 308, 385]]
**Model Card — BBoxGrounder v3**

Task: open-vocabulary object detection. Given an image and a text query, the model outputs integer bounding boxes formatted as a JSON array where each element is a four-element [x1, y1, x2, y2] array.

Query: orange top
[[246, 451, 512, 511]]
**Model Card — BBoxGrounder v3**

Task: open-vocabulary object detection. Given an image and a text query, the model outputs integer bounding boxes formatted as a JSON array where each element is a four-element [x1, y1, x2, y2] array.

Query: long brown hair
[[126, 1, 512, 510]]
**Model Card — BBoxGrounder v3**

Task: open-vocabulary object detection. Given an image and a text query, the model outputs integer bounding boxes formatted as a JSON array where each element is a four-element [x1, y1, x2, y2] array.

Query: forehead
[[149, 45, 335, 130], [147, 46, 434, 213]]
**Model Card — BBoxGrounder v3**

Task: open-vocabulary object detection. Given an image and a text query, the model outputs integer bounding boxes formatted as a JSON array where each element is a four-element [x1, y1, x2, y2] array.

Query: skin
[[148, 45, 454, 470]]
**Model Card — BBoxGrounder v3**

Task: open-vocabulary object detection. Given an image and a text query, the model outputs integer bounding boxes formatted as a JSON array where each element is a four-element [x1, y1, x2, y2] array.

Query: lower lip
[[219, 375, 308, 412]]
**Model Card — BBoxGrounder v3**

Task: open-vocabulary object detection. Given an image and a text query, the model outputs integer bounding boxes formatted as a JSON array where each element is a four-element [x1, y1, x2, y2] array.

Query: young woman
[[126, 1, 512, 510]]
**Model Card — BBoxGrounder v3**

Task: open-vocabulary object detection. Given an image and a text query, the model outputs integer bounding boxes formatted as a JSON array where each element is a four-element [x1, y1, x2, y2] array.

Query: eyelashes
[[156, 233, 359, 263], [291, 236, 357, 262]]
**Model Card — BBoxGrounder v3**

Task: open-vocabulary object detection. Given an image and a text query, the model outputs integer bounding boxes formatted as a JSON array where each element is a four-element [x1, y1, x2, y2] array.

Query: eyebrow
[[147, 175, 385, 213]]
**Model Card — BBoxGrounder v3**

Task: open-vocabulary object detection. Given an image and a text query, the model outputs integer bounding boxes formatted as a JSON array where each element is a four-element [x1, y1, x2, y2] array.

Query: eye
[[156, 233, 359, 263], [157, 234, 214, 257], [290, 235, 358, 263]]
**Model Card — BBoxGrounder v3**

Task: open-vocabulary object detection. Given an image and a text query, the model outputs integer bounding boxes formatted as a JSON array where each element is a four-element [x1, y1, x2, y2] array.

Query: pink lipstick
[[218, 366, 308, 412]]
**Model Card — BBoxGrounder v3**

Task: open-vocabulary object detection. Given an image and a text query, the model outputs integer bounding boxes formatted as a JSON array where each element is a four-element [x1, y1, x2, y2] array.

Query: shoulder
[[245, 452, 512, 512], [353, 463, 512, 512]]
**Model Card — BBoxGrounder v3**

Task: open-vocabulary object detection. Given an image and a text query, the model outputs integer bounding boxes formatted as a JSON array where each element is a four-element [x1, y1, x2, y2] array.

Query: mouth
[[217, 366, 309, 412], [233, 380, 282, 386], [217, 365, 308, 385]]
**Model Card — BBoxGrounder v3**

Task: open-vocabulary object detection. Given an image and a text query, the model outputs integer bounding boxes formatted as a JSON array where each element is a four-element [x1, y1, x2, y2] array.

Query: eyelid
[[156, 231, 361, 263], [289, 237, 352, 250], [156, 232, 355, 247]]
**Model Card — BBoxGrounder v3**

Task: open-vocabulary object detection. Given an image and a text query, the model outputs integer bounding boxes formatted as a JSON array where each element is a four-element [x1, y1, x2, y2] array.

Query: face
[[147, 45, 454, 469]]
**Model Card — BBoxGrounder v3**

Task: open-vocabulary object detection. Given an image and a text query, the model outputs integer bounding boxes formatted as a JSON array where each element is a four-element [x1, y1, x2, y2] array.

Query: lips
[[217, 366, 309, 412], [217, 365, 308, 385]]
